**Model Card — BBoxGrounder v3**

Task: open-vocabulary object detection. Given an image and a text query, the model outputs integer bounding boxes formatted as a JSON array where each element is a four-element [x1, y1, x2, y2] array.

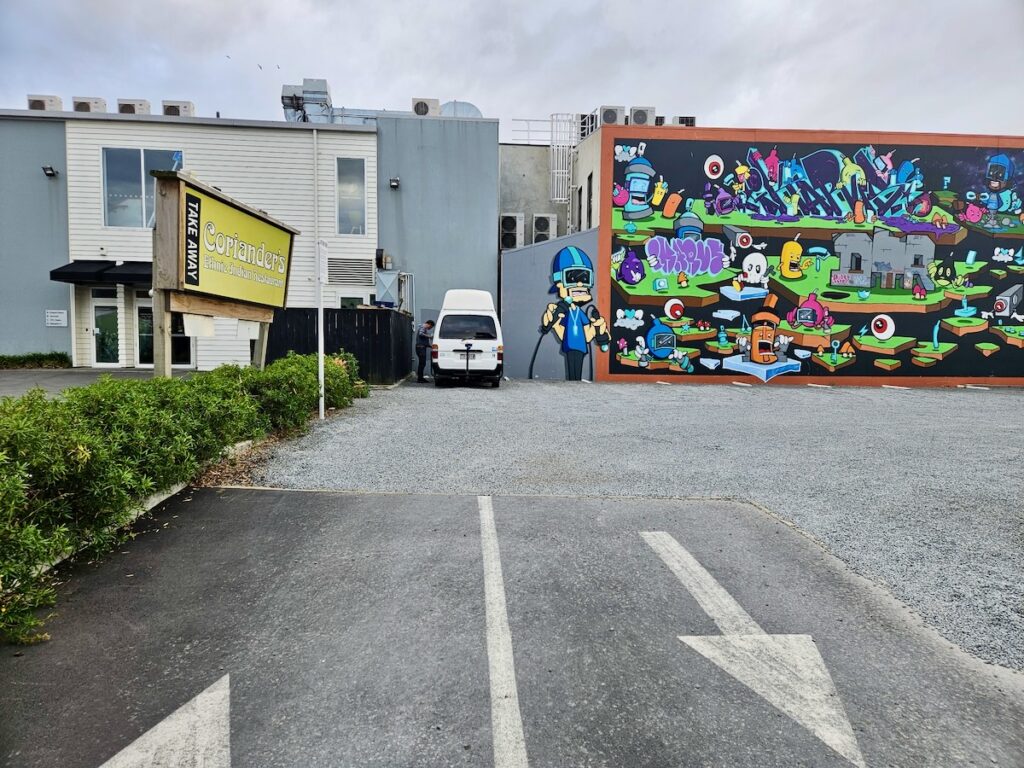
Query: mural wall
[[604, 134, 1024, 382], [500, 229, 605, 380]]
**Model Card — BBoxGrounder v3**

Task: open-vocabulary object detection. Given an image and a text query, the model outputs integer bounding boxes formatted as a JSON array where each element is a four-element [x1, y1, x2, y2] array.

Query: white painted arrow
[[99, 674, 231, 768], [641, 531, 865, 768]]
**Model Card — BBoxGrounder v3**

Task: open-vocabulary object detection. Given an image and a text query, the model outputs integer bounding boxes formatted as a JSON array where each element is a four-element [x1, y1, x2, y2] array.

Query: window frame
[[101, 147, 183, 229], [336, 156, 368, 237]]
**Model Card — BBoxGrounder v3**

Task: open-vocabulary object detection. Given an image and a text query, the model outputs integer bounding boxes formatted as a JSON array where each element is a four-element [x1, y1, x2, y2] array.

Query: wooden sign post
[[150, 171, 299, 378]]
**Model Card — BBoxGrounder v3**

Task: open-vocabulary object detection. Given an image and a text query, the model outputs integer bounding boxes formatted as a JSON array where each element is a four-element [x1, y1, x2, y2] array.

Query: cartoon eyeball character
[[664, 298, 686, 321], [870, 314, 896, 340], [704, 154, 725, 180]]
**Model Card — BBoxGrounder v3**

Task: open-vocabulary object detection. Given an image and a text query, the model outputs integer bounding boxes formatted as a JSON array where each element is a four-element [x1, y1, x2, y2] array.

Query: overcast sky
[[3, 0, 1023, 140]]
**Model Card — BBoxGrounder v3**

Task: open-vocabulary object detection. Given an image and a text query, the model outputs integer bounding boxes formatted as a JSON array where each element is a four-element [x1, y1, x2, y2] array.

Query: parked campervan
[[431, 289, 503, 387]]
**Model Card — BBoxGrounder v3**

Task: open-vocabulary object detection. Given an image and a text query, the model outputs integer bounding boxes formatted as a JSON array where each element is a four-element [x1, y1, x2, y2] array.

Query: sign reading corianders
[[181, 184, 293, 308]]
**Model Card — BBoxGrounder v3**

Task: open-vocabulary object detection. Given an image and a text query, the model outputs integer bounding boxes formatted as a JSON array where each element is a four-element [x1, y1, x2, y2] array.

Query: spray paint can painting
[[652, 176, 668, 206], [622, 157, 656, 220]]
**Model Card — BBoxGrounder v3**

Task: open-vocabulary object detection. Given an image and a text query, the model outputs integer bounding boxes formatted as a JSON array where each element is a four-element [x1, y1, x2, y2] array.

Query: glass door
[[136, 300, 193, 367], [93, 304, 120, 365]]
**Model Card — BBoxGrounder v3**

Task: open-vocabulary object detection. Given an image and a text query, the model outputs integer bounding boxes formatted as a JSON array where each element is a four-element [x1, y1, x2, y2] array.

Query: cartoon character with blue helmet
[[532, 246, 609, 380]]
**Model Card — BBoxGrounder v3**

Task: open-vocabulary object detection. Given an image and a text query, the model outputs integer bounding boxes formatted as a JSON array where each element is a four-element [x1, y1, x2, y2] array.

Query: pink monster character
[[612, 182, 629, 206], [786, 292, 835, 329], [958, 203, 984, 224]]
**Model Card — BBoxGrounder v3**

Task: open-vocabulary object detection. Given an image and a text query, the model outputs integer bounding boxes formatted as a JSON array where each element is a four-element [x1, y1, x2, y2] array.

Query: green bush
[[0, 352, 365, 643], [0, 352, 72, 369]]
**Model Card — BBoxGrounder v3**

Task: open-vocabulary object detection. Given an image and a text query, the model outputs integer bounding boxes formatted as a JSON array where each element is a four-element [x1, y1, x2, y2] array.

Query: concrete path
[[2, 488, 1021, 767], [0, 368, 187, 397]]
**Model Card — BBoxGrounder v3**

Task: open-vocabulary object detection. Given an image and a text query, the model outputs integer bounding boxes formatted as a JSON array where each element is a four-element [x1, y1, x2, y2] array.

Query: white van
[[431, 289, 503, 388]]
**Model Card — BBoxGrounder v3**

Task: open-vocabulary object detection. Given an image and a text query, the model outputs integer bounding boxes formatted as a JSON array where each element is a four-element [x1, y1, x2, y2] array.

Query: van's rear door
[[435, 313, 500, 372]]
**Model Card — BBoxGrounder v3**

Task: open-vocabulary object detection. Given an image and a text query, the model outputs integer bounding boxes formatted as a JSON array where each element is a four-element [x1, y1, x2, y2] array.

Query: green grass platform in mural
[[874, 358, 902, 371], [776, 320, 852, 346], [616, 348, 699, 371], [941, 316, 989, 336], [851, 334, 918, 354], [990, 325, 1024, 348], [689, 199, 966, 246], [611, 264, 738, 308], [611, 201, 967, 246], [912, 341, 958, 360], [768, 254, 994, 314], [811, 352, 856, 372], [611, 208, 680, 241], [933, 190, 1024, 238], [974, 342, 1000, 357]]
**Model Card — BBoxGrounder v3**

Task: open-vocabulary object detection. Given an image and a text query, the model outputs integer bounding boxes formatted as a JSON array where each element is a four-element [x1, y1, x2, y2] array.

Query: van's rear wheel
[[491, 378, 501, 389]]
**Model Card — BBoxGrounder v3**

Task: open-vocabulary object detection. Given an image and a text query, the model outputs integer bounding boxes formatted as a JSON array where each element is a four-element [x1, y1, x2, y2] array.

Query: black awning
[[50, 260, 154, 285], [49, 260, 113, 284], [101, 261, 152, 284]]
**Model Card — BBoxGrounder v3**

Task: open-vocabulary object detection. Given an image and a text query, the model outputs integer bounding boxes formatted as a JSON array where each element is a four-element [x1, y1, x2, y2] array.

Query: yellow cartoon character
[[779, 234, 804, 279]]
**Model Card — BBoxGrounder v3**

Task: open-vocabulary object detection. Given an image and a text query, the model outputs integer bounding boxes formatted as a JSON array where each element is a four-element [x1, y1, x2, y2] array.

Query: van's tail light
[[431, 344, 438, 361], [497, 345, 503, 362]]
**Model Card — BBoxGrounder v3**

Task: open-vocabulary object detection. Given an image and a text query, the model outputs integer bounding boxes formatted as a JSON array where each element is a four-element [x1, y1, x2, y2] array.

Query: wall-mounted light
[[41, 165, 58, 178], [389, 176, 400, 189]]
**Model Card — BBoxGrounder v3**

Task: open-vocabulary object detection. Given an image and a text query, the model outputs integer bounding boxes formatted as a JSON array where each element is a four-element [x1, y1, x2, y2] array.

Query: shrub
[[0, 352, 72, 369], [0, 352, 365, 643]]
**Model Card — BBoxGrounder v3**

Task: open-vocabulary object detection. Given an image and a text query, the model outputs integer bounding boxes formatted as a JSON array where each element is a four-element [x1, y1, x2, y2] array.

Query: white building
[[52, 113, 378, 369]]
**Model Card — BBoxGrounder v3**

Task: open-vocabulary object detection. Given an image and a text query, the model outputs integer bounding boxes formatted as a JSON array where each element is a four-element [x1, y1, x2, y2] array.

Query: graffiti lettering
[[645, 236, 725, 276]]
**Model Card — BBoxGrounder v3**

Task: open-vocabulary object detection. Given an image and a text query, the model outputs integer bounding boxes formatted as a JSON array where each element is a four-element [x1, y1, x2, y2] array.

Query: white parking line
[[478, 495, 530, 768]]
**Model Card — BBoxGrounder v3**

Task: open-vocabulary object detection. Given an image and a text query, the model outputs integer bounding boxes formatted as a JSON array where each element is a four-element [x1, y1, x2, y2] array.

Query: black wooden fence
[[266, 308, 413, 384]]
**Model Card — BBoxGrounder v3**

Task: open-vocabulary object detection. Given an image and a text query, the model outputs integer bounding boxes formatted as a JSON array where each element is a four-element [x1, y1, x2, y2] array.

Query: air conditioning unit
[[499, 213, 525, 250], [117, 99, 151, 115], [72, 97, 106, 113], [598, 106, 626, 126], [532, 214, 556, 243], [162, 100, 195, 117], [411, 97, 440, 117], [27, 94, 62, 111], [629, 106, 656, 126], [672, 115, 697, 127]]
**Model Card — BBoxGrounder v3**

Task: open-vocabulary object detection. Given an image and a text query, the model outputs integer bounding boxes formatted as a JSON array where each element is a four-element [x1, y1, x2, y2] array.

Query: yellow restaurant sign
[[180, 183, 294, 308]]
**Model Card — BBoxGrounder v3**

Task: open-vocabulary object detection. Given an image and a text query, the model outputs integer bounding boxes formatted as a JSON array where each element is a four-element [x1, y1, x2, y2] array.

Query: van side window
[[439, 315, 497, 340]]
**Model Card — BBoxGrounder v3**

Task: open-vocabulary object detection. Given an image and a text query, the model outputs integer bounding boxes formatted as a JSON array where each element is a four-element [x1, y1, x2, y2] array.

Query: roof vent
[[72, 97, 107, 113], [162, 100, 195, 117], [411, 98, 440, 116], [117, 99, 151, 115], [27, 94, 63, 111]]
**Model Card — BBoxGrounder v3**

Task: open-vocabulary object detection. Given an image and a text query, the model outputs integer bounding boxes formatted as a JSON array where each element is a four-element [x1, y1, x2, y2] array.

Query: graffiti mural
[[530, 245, 610, 380], [605, 134, 1024, 382]]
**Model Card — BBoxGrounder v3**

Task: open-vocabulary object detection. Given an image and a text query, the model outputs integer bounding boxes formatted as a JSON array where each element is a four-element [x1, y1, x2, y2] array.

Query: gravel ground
[[252, 379, 1024, 672]]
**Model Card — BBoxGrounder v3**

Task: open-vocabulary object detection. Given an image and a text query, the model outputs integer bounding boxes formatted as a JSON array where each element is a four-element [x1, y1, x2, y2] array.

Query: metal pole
[[314, 129, 325, 420]]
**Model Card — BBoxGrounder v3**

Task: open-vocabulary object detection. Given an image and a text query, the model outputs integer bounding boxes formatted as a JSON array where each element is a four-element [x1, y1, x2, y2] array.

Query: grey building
[[830, 229, 935, 290], [376, 115, 499, 325], [0, 118, 71, 356], [499, 143, 566, 247]]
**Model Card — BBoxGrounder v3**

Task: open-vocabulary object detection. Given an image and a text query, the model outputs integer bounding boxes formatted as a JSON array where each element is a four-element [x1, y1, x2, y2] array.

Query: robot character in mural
[[532, 246, 610, 380]]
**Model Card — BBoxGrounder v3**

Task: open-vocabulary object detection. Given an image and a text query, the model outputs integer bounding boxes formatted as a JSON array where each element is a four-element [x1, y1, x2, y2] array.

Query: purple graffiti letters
[[645, 236, 725, 276]]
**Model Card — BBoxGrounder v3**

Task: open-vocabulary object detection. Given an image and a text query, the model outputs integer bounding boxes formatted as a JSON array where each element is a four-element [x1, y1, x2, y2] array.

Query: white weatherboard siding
[[64, 120, 377, 367]]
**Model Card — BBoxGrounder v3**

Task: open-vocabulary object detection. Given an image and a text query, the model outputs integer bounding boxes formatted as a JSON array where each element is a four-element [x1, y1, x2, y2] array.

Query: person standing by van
[[415, 319, 435, 383]]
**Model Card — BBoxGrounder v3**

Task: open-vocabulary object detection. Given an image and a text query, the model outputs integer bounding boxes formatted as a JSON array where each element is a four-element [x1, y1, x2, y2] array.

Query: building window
[[337, 158, 366, 235], [850, 253, 863, 272], [103, 148, 183, 227], [586, 173, 593, 230], [575, 186, 583, 232], [913, 254, 924, 267]]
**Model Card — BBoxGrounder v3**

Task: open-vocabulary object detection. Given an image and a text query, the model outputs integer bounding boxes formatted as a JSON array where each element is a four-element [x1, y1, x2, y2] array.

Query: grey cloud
[[2, 0, 1023, 136]]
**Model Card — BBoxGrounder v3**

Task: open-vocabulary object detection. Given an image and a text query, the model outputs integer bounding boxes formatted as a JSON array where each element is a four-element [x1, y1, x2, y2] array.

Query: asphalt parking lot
[[254, 380, 1024, 672], [3, 489, 1022, 767]]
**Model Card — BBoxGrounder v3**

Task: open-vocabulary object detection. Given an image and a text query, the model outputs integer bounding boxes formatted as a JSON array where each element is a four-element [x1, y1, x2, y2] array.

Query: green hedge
[[0, 352, 367, 643], [0, 352, 72, 369]]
